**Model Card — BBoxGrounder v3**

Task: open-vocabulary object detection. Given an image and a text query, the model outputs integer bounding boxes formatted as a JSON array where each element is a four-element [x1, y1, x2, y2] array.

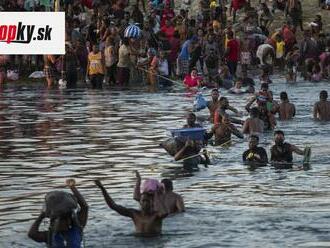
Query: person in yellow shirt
[[275, 34, 285, 70], [87, 44, 105, 89]]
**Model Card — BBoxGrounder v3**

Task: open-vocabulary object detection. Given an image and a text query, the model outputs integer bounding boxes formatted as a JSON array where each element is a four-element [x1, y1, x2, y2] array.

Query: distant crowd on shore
[[0, 0, 329, 88]]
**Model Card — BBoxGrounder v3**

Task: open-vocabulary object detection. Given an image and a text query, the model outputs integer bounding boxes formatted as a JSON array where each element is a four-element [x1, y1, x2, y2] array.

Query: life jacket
[[50, 225, 82, 248], [271, 143, 293, 163]]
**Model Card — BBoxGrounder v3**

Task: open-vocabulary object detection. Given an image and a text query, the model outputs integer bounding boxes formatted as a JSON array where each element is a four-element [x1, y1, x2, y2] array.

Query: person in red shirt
[[161, 20, 175, 40], [183, 68, 203, 88], [161, 3, 175, 27], [282, 23, 296, 52], [225, 31, 240, 78], [230, 0, 246, 23]]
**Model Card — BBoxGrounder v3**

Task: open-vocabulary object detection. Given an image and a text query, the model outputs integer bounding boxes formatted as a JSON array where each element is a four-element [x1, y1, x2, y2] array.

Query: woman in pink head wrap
[[141, 179, 164, 194], [133, 171, 167, 213]]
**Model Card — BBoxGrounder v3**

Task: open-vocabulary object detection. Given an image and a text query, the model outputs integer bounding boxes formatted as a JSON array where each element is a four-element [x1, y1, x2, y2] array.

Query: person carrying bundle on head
[[28, 179, 88, 248]]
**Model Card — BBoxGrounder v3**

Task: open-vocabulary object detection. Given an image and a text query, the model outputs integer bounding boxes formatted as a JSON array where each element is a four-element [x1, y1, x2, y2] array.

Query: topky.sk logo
[[0, 22, 53, 44], [0, 12, 65, 55]]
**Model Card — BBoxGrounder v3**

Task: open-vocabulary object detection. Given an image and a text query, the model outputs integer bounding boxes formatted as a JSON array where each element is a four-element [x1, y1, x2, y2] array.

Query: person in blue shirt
[[28, 179, 88, 248]]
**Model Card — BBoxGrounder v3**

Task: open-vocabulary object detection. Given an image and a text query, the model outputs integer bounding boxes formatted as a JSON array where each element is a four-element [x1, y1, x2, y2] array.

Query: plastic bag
[[193, 93, 207, 111], [29, 71, 45, 78]]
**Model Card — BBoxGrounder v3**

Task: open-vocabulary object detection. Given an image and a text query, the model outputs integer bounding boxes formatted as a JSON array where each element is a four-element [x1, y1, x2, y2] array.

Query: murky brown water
[[0, 78, 329, 247]]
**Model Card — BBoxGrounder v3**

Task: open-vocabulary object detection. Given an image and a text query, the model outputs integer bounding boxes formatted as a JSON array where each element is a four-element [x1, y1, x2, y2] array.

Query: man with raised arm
[[270, 130, 305, 168], [95, 179, 168, 237]]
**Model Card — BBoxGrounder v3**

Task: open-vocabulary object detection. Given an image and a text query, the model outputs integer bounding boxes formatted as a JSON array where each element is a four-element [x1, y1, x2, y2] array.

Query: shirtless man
[[270, 130, 305, 168], [313, 90, 330, 121], [273, 91, 296, 120], [95, 179, 168, 237], [207, 88, 221, 123], [133, 172, 185, 214], [242, 107, 264, 135], [208, 114, 244, 146], [161, 179, 185, 213], [246, 83, 276, 130], [214, 97, 243, 125]]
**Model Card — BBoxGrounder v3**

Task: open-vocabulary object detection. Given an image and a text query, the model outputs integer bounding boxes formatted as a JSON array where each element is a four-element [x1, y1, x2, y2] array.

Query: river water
[[0, 78, 329, 248]]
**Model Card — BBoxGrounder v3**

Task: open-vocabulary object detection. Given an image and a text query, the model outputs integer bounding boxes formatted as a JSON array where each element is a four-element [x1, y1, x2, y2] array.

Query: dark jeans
[[90, 74, 103, 89], [66, 69, 77, 89], [106, 64, 116, 85], [116, 67, 130, 85], [227, 60, 238, 77]]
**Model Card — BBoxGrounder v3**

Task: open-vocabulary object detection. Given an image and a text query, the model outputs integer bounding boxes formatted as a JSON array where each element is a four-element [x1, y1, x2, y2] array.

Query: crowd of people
[[29, 175, 185, 246], [27, 85, 329, 246], [27, 84, 330, 246], [0, 0, 329, 88], [4, 0, 326, 246], [166, 87, 329, 171]]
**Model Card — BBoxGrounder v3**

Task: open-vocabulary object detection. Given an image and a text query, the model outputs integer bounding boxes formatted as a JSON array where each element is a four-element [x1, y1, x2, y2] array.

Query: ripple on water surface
[[0, 80, 329, 247]]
